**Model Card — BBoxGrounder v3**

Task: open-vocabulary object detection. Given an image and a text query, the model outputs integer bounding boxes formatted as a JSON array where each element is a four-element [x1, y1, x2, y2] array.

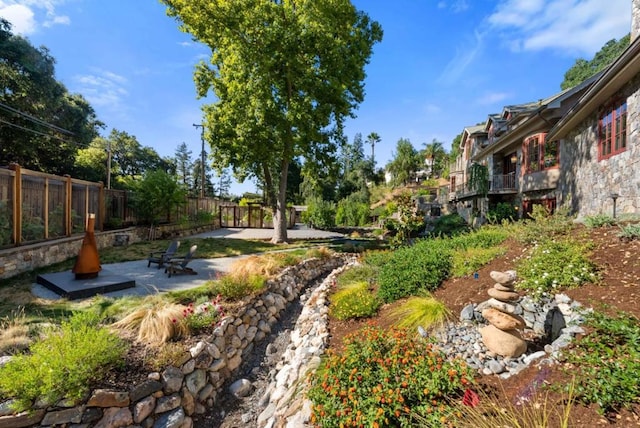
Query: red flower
[[462, 389, 479, 407]]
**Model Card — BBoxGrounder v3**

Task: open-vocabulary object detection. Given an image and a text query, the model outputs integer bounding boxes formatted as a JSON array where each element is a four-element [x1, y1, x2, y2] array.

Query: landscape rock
[[482, 308, 525, 330], [479, 325, 528, 358]]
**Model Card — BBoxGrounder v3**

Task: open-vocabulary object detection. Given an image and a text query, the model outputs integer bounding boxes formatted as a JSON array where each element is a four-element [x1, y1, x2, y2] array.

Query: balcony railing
[[449, 173, 517, 201]]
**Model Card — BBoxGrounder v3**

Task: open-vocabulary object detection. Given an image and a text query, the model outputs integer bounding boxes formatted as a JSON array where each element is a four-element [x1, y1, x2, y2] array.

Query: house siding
[[558, 72, 640, 219]]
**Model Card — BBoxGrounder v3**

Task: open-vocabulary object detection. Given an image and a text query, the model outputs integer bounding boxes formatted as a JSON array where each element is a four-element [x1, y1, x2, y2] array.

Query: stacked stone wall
[[559, 73, 640, 219], [0, 255, 350, 428]]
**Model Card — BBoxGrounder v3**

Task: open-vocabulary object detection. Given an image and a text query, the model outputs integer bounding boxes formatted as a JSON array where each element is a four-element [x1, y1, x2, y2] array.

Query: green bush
[[452, 246, 507, 278], [516, 240, 599, 299], [486, 202, 518, 224], [182, 296, 224, 332], [429, 213, 470, 237], [0, 312, 128, 411], [362, 250, 393, 268], [448, 227, 510, 250], [335, 197, 370, 227], [329, 281, 381, 320], [564, 310, 640, 414], [517, 205, 575, 244], [336, 264, 378, 287], [210, 273, 266, 300], [617, 223, 640, 241], [308, 326, 473, 427], [583, 214, 616, 228], [377, 239, 453, 303], [302, 198, 336, 229]]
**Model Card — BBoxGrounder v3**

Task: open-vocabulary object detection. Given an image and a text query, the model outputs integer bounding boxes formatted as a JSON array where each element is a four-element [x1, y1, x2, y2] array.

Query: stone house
[[447, 0, 640, 223]]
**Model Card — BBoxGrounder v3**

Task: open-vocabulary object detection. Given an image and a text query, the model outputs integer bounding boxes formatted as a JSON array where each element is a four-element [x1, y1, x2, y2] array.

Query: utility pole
[[193, 124, 205, 198]]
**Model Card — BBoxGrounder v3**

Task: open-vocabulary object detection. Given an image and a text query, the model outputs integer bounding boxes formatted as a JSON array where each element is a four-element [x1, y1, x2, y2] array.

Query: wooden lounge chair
[[165, 245, 198, 278], [147, 240, 180, 268]]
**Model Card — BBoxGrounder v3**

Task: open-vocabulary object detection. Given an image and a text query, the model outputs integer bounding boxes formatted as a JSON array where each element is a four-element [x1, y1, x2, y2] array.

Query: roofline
[[547, 38, 640, 141]]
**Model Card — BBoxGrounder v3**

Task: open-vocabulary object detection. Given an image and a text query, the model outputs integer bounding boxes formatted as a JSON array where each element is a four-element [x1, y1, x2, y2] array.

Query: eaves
[[547, 38, 640, 141]]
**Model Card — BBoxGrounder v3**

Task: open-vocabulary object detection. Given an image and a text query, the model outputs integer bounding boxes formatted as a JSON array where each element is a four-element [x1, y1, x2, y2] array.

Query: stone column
[[632, 0, 640, 42]]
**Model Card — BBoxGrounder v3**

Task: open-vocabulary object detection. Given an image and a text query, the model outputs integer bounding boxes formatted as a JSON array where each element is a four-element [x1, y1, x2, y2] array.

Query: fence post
[[98, 182, 105, 231], [44, 177, 49, 239], [9, 163, 21, 245], [64, 174, 72, 236]]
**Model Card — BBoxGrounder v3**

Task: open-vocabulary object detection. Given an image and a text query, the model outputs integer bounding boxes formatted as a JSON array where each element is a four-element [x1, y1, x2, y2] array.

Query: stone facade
[[0, 255, 350, 428], [558, 73, 640, 219]]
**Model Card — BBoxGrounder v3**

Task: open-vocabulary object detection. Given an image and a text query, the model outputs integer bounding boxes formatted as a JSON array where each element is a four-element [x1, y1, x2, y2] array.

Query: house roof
[[546, 37, 640, 141]]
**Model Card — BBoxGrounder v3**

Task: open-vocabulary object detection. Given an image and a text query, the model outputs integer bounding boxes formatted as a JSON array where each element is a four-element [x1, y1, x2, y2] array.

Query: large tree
[[561, 34, 630, 90], [0, 19, 102, 174], [421, 138, 447, 179], [386, 138, 420, 187], [162, 0, 382, 242]]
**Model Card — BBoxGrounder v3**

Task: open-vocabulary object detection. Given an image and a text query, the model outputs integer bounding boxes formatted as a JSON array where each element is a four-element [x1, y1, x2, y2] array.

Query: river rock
[[482, 308, 525, 330], [489, 270, 517, 285], [493, 282, 515, 292], [479, 325, 527, 358], [487, 288, 520, 302]]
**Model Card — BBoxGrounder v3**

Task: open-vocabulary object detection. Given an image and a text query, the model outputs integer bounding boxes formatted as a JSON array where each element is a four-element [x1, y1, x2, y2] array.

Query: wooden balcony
[[449, 173, 517, 201]]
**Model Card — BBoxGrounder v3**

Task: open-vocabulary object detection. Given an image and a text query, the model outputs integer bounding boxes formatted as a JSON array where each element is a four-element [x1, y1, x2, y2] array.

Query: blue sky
[[0, 0, 632, 195]]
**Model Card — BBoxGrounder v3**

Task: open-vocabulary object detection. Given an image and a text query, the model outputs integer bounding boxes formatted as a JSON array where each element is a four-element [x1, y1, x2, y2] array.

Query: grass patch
[[110, 296, 189, 345], [389, 294, 451, 331], [0, 312, 128, 411]]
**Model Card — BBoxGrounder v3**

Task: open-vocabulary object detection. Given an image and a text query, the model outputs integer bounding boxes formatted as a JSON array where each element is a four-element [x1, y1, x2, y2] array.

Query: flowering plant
[[182, 295, 224, 332]]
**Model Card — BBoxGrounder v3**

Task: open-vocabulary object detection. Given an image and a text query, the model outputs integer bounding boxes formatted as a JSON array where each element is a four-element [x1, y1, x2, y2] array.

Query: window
[[522, 133, 558, 174], [599, 100, 627, 159]]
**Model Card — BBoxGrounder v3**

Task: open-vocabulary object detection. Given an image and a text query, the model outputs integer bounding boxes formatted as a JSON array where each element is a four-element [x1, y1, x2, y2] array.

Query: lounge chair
[[165, 245, 198, 277], [147, 240, 180, 268]]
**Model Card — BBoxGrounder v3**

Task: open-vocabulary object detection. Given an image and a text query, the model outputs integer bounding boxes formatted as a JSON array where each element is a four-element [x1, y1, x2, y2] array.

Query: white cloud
[[488, 0, 630, 56], [0, 0, 69, 34], [437, 0, 470, 13], [74, 69, 129, 110], [438, 29, 486, 85], [477, 91, 512, 105], [0, 3, 35, 33]]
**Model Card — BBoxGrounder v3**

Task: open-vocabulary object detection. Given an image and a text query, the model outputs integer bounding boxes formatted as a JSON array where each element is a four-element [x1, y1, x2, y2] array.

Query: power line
[[0, 118, 75, 144], [0, 101, 74, 135]]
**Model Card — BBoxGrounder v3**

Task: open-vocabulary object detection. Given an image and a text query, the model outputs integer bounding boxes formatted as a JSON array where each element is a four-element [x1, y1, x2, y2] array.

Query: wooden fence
[[0, 164, 296, 248]]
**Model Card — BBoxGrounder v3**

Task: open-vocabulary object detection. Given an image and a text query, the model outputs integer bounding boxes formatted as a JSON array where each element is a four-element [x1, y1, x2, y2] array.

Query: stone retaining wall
[[0, 255, 350, 428], [0, 223, 220, 281]]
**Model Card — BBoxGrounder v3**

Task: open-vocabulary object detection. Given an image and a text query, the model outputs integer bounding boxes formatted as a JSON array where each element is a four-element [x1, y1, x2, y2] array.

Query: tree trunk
[[271, 163, 289, 243]]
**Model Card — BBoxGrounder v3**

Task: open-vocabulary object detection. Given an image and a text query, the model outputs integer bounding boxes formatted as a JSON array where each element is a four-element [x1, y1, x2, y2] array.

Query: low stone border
[[0, 255, 351, 428]]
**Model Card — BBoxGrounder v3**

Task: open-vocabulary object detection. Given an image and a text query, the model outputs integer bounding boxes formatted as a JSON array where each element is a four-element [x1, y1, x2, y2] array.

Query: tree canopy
[[0, 19, 102, 175], [162, 0, 383, 242], [561, 34, 630, 90], [386, 138, 420, 187]]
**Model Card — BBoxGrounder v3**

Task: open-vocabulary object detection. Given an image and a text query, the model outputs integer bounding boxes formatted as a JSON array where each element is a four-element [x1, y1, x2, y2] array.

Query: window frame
[[522, 133, 559, 174], [598, 99, 627, 160]]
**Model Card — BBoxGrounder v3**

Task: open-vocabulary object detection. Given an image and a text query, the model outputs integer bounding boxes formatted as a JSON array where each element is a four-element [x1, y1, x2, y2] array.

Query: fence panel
[[0, 170, 14, 246], [47, 178, 66, 238], [21, 174, 45, 243]]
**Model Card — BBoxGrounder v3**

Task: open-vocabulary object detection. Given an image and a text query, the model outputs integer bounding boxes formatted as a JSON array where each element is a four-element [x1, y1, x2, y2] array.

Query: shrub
[[448, 227, 510, 250], [111, 299, 189, 345], [516, 240, 599, 299], [429, 213, 470, 237], [336, 264, 378, 287], [389, 295, 451, 331], [329, 281, 381, 320], [335, 197, 370, 227], [485, 202, 518, 224], [563, 310, 640, 414], [452, 246, 507, 278], [0, 312, 128, 411], [377, 239, 453, 303], [210, 273, 266, 300], [182, 295, 225, 332], [144, 342, 190, 372], [305, 246, 333, 260], [517, 205, 575, 244], [617, 222, 640, 241], [308, 326, 473, 427], [302, 198, 336, 229], [583, 214, 616, 228], [362, 249, 393, 268]]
